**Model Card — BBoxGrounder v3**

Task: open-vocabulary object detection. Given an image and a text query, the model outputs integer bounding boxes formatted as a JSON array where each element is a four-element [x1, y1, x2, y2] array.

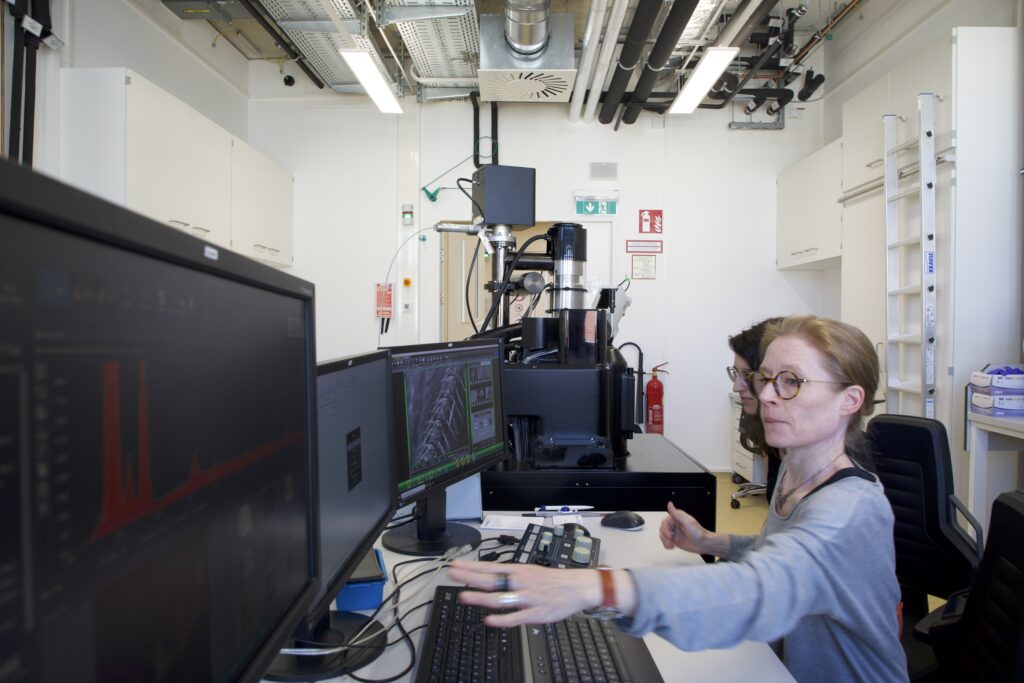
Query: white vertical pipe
[[582, 0, 629, 123], [568, 0, 608, 122]]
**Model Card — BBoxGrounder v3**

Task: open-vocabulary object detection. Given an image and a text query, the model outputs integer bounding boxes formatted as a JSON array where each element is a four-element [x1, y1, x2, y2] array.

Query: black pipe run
[[621, 0, 700, 125], [469, 93, 500, 168], [697, 39, 783, 110], [238, 0, 325, 89], [598, 0, 661, 125]]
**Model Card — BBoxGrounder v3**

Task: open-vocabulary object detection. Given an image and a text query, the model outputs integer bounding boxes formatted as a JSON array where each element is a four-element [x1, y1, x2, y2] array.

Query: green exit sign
[[575, 199, 617, 215]]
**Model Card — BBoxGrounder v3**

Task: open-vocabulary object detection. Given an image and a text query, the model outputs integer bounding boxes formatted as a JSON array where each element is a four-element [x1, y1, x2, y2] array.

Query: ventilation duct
[[477, 0, 576, 102]]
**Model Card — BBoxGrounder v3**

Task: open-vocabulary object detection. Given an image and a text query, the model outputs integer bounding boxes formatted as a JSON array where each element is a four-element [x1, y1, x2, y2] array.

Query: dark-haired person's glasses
[[751, 370, 847, 400], [726, 366, 756, 387]]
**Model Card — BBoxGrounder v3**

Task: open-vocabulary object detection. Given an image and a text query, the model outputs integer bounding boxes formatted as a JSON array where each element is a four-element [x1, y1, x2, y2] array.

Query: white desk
[[967, 413, 1024, 537], [308, 512, 795, 683]]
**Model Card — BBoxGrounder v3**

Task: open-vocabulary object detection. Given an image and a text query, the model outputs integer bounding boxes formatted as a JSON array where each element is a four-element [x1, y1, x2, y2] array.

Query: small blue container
[[336, 548, 387, 612]]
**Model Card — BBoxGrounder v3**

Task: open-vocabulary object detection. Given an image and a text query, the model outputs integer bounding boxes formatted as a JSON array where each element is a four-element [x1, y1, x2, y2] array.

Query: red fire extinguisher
[[646, 363, 669, 434]]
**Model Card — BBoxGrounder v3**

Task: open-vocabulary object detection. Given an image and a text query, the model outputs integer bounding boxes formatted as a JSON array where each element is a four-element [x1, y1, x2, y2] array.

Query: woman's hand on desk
[[659, 502, 731, 558], [448, 560, 636, 628]]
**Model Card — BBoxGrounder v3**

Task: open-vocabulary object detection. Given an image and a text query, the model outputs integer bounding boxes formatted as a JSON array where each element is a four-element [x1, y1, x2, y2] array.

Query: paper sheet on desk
[[480, 514, 584, 531]]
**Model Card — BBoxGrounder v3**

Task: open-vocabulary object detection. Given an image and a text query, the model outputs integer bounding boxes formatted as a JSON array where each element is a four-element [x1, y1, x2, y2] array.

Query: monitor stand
[[381, 492, 481, 557], [264, 611, 387, 682]]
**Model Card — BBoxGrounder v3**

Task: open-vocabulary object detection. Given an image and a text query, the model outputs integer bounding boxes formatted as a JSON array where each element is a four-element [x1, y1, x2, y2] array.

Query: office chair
[[916, 490, 1024, 681], [865, 414, 983, 679]]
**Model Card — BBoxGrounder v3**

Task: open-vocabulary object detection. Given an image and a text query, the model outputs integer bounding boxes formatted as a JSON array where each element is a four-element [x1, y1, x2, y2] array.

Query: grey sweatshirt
[[617, 465, 908, 683]]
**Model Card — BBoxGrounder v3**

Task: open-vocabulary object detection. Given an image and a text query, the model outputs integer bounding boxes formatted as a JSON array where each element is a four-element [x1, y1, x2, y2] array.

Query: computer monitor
[[382, 340, 509, 556], [265, 351, 397, 681], [1, 159, 319, 682]]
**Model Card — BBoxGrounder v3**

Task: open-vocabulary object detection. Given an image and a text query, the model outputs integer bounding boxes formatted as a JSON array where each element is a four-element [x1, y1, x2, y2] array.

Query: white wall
[[247, 95, 403, 361]]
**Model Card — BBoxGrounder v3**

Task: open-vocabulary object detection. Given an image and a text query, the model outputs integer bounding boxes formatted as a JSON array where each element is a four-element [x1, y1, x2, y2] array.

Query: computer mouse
[[601, 510, 645, 531]]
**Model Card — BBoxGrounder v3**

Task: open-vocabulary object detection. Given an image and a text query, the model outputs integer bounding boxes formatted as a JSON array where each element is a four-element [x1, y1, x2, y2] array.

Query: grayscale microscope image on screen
[[404, 363, 471, 475]]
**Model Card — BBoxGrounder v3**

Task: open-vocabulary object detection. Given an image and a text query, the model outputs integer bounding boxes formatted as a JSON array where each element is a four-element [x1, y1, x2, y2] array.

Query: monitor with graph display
[[0, 159, 318, 683]]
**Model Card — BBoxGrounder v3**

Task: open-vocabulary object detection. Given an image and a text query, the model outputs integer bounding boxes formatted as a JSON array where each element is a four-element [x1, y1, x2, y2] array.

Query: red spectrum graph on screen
[[93, 360, 304, 539]]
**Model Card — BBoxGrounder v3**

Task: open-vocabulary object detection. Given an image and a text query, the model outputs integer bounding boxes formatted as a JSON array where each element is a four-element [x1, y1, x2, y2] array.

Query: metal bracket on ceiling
[[379, 6, 472, 27], [417, 86, 476, 103], [278, 19, 362, 35]]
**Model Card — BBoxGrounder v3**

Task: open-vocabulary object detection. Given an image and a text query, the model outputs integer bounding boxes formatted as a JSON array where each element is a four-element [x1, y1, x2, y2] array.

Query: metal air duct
[[478, 0, 576, 102]]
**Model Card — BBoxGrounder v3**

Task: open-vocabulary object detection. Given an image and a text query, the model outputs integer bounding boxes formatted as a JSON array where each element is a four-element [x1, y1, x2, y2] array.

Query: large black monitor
[[382, 340, 509, 556], [266, 351, 397, 681], [0, 159, 319, 682]]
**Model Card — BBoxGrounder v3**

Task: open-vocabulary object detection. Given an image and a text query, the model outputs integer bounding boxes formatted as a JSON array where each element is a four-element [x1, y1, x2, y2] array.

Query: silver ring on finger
[[496, 592, 522, 607]]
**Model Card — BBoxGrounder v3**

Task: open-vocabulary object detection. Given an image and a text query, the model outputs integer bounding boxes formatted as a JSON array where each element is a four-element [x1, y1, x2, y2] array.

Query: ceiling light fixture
[[338, 49, 403, 114], [669, 46, 739, 114]]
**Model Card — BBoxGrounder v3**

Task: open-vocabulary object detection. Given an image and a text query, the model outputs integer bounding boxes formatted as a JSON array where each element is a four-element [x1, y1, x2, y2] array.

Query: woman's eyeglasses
[[750, 370, 847, 400], [725, 366, 756, 387]]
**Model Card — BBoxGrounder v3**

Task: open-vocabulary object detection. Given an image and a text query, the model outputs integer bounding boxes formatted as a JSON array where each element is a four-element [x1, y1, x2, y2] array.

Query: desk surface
[[298, 512, 795, 683]]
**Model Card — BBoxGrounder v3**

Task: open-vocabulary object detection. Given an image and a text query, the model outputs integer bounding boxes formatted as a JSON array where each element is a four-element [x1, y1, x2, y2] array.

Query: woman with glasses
[[727, 318, 782, 500], [450, 315, 907, 683]]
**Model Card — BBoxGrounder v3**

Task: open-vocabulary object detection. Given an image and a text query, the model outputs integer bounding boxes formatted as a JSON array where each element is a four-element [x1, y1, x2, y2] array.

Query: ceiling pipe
[[713, 0, 760, 47], [505, 0, 551, 58], [620, 0, 700, 125], [727, 0, 780, 50], [239, 0, 325, 88], [582, 0, 630, 123], [598, 0, 661, 125], [697, 38, 782, 109], [568, 0, 609, 123]]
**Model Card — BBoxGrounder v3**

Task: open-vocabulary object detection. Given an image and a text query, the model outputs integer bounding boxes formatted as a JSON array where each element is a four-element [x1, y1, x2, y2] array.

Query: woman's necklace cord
[[776, 451, 846, 509]]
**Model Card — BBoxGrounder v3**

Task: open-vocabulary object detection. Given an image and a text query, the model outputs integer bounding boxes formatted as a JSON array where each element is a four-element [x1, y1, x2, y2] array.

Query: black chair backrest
[[936, 490, 1024, 680], [866, 414, 976, 601]]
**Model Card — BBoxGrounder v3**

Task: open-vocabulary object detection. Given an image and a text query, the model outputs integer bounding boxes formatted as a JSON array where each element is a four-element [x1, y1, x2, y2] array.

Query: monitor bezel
[[384, 338, 510, 507], [304, 349, 398, 631], [0, 158, 321, 683]]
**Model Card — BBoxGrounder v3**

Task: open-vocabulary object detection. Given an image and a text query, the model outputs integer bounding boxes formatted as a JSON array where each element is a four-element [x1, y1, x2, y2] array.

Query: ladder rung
[[888, 235, 922, 249], [888, 284, 921, 296], [886, 137, 920, 155], [887, 186, 921, 202], [888, 334, 921, 344], [888, 381, 923, 395]]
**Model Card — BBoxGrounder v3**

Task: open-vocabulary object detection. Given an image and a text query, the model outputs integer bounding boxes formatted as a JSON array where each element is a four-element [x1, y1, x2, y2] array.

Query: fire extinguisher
[[646, 363, 668, 434]]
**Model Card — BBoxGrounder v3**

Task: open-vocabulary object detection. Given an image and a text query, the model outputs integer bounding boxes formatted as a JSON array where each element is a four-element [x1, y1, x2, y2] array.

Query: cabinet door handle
[[190, 226, 210, 234], [267, 247, 280, 253], [253, 243, 269, 251], [865, 158, 883, 168], [168, 219, 190, 227], [790, 250, 804, 257], [804, 247, 818, 256]]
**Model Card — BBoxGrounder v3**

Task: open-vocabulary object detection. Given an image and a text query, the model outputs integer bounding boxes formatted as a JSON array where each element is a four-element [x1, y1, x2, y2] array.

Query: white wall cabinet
[[776, 138, 842, 270], [60, 68, 292, 265], [230, 140, 294, 266]]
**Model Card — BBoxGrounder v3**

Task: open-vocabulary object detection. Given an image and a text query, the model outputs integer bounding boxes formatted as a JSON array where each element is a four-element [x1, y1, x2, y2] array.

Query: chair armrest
[[948, 494, 984, 562], [913, 588, 969, 644]]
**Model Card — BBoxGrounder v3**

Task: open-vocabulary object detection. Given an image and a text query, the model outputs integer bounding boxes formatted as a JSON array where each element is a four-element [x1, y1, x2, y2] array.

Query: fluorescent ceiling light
[[338, 49, 403, 114], [669, 47, 739, 114]]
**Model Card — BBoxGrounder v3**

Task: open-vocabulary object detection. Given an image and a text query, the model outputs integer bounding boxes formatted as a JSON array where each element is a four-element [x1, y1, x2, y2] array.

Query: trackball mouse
[[601, 510, 645, 531]]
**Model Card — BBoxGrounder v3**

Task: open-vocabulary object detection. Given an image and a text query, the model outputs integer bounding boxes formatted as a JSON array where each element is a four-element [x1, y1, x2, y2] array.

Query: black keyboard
[[511, 523, 602, 569], [415, 586, 663, 683]]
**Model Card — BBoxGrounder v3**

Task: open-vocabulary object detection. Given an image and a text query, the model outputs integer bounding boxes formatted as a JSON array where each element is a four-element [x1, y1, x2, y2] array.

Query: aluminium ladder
[[883, 93, 938, 418]]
